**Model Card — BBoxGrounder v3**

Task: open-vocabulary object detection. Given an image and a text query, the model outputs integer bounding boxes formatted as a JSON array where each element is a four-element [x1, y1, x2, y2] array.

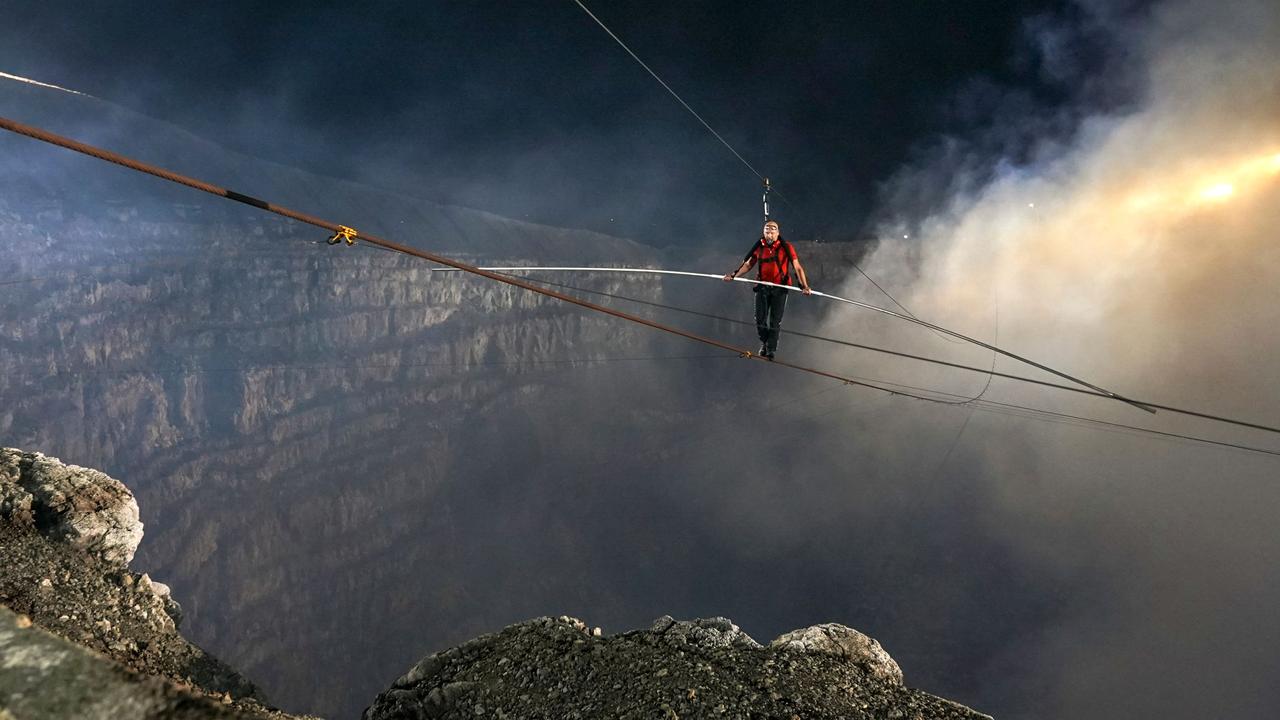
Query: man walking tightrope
[[723, 219, 811, 359]]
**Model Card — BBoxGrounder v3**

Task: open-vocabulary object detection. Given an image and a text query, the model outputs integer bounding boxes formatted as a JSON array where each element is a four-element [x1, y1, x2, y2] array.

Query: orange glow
[[1122, 152, 1280, 212], [1198, 183, 1235, 201]]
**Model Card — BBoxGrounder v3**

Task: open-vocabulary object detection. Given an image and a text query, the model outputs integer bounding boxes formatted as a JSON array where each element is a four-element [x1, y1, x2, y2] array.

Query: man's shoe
[[759, 343, 770, 357]]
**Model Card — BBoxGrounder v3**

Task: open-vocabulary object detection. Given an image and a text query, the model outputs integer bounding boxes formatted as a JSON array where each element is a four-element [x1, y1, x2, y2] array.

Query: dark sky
[[2, 0, 1082, 246]]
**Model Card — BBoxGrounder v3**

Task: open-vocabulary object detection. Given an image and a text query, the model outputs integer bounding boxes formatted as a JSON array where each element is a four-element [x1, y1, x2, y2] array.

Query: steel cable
[[567, 0, 957, 334], [438, 265, 1154, 413], [498, 272, 1280, 436], [0, 115, 957, 406], [5, 115, 1274, 457]]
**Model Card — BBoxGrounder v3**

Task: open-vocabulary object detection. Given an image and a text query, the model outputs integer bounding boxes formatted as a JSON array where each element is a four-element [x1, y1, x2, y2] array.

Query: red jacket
[[743, 237, 797, 285]]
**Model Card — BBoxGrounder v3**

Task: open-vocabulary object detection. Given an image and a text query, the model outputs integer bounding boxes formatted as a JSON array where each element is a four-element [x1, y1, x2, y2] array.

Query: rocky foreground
[[365, 615, 990, 720], [1, 448, 991, 719], [0, 448, 302, 719]]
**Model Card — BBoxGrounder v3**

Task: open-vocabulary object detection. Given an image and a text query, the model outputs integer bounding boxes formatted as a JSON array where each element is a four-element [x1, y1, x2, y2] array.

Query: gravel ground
[[364, 616, 993, 720]]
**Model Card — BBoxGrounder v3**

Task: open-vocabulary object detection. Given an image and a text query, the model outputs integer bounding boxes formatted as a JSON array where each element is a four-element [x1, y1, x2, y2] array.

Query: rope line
[[570, 0, 767, 184], [975, 398, 1280, 457], [569, 0, 957, 336], [509, 269, 1008, 407], [502, 273, 1280, 436], [831, 371, 1280, 458], [507, 273, 994, 405], [848, 263, 952, 339], [5, 115, 1273, 457], [0, 115, 954, 406], [437, 265, 1154, 414], [13, 236, 1261, 433]]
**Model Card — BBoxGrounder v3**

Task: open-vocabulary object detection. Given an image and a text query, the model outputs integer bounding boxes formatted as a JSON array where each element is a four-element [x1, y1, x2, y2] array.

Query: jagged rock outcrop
[[2, 449, 991, 719], [649, 614, 763, 650], [771, 622, 904, 686], [364, 615, 991, 720], [0, 448, 307, 719], [0, 448, 143, 566]]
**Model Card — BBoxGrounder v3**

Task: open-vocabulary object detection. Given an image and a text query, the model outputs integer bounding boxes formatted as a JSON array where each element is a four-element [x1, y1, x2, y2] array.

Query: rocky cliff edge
[[1, 448, 991, 719], [0, 448, 307, 719]]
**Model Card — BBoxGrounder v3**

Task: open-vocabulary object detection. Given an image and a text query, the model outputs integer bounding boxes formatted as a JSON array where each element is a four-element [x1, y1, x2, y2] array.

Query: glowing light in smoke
[[1123, 152, 1279, 213], [1198, 183, 1235, 201], [1239, 151, 1280, 177]]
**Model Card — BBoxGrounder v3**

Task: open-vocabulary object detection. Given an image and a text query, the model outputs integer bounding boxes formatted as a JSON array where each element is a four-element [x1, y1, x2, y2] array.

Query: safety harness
[[748, 237, 795, 287]]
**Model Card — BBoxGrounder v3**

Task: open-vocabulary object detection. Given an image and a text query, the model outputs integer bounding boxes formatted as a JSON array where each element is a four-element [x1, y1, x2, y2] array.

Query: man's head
[[762, 220, 780, 244]]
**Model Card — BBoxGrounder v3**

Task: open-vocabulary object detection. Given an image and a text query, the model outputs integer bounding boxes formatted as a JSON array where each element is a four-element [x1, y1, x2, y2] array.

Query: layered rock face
[[2, 76, 886, 718], [1, 102, 671, 716], [0, 202, 867, 718]]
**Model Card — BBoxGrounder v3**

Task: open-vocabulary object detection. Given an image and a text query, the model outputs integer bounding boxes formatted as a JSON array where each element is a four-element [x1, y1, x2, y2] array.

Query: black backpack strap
[[778, 239, 794, 284]]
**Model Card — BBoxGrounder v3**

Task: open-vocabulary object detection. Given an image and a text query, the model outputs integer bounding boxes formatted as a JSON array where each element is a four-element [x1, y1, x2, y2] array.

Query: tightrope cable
[[512, 273, 1012, 405], [499, 272, 1280, 436], [0, 115, 953, 406], [830, 371, 1280, 458], [569, 0, 957, 336], [438, 265, 1154, 414], [6, 115, 1273, 457]]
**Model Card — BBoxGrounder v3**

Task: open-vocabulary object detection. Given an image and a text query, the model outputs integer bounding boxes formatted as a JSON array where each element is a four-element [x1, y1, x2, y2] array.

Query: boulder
[[770, 623, 903, 685], [0, 448, 143, 567]]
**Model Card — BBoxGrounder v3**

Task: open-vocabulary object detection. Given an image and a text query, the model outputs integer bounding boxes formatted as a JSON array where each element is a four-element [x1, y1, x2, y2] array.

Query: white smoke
[[821, 1, 1280, 717]]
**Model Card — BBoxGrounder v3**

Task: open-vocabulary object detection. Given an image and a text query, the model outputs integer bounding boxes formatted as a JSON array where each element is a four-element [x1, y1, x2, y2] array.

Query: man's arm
[[723, 256, 755, 282], [790, 246, 812, 294]]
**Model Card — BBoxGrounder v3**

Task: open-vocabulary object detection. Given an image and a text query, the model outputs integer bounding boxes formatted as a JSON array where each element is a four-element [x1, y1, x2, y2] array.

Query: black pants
[[754, 286, 788, 353]]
